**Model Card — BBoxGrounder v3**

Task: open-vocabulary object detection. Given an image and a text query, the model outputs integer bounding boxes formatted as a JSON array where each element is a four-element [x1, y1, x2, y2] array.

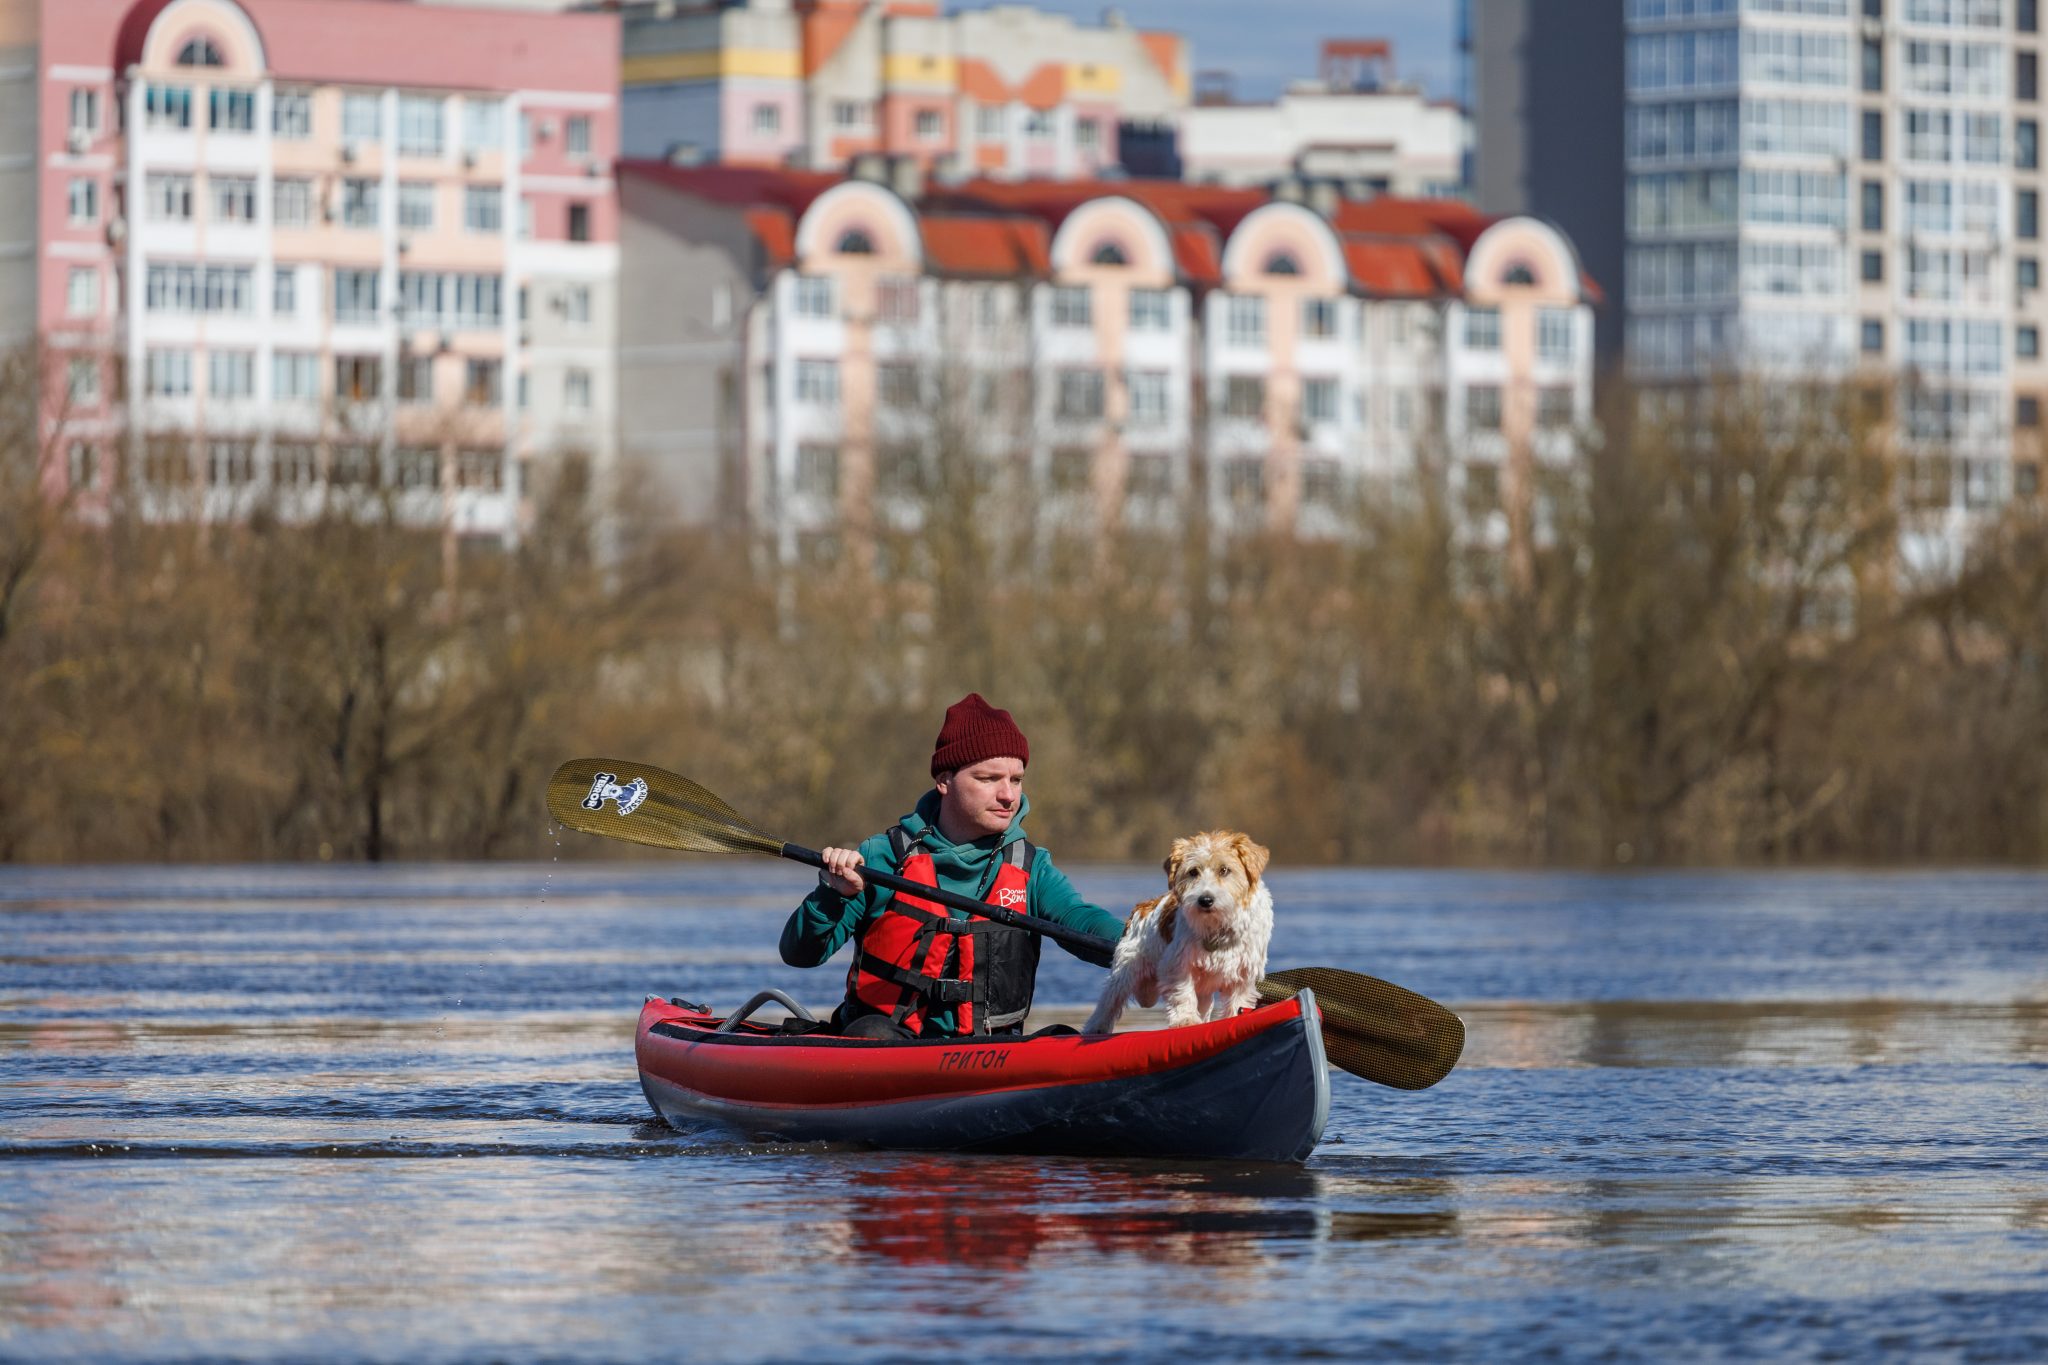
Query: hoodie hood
[[897, 789, 1031, 890]]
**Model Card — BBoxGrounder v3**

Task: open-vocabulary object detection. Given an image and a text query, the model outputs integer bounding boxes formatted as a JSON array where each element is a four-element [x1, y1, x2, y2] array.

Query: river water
[[3, 863, 2046, 1362]]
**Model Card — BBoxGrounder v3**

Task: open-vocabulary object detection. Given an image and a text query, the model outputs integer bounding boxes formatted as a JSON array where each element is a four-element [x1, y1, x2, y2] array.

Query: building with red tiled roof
[[619, 158, 1599, 553]]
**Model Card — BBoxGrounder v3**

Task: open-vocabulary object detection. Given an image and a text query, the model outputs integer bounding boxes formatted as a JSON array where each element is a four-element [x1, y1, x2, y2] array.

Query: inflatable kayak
[[635, 989, 1330, 1162]]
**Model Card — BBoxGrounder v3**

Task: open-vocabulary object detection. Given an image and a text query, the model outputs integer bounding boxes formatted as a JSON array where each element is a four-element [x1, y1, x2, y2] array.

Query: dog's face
[[1163, 831, 1270, 941]]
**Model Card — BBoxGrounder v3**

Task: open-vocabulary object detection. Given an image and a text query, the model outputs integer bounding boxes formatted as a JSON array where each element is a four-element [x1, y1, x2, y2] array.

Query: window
[[1091, 241, 1128, 266], [67, 358, 99, 404], [274, 177, 314, 226], [1539, 309, 1575, 360], [397, 182, 436, 231], [274, 88, 311, 139], [398, 94, 443, 157], [1859, 318, 1884, 354], [68, 178, 98, 225], [273, 267, 296, 315], [750, 104, 779, 136], [145, 349, 194, 397], [1862, 109, 1883, 161], [795, 444, 840, 497], [1126, 371, 1169, 427], [209, 88, 255, 133], [2021, 326, 2041, 359], [1223, 458, 1263, 506], [1862, 250, 1884, 282], [873, 362, 916, 409], [1263, 251, 1301, 277], [795, 359, 839, 405], [1467, 385, 1503, 431], [833, 100, 870, 129], [145, 173, 191, 221], [2024, 189, 2041, 239], [176, 37, 223, 67], [1302, 298, 1339, 339], [274, 352, 319, 401], [70, 88, 100, 136], [913, 109, 943, 142], [566, 115, 592, 157], [564, 367, 592, 411], [1464, 307, 1502, 350], [458, 449, 502, 491], [397, 272, 503, 329], [343, 178, 381, 228], [1055, 370, 1104, 420], [2022, 120, 2041, 169], [465, 185, 502, 233], [1538, 387, 1575, 430], [1129, 289, 1171, 330], [463, 98, 503, 155], [209, 350, 255, 400], [68, 441, 99, 493], [1049, 446, 1091, 493], [519, 199, 535, 240], [145, 264, 254, 314], [398, 354, 433, 405], [342, 92, 382, 143], [1222, 375, 1265, 418], [1126, 453, 1172, 498], [1862, 38, 1883, 93], [2025, 52, 2041, 102], [1300, 459, 1341, 508], [1025, 110, 1053, 140], [334, 355, 382, 403], [792, 276, 834, 318], [465, 358, 502, 407], [2022, 396, 2042, 427], [334, 268, 381, 323], [561, 285, 592, 326], [1051, 285, 1092, 328], [1225, 295, 1266, 346], [976, 105, 1003, 140], [1862, 180, 1884, 231], [877, 277, 920, 323], [836, 228, 874, 255], [66, 267, 99, 317], [145, 84, 193, 129], [212, 175, 257, 223], [1302, 376, 1339, 425], [2022, 257, 2041, 294], [207, 440, 257, 488], [394, 446, 439, 491], [568, 203, 591, 242], [2026, 0, 2041, 31]]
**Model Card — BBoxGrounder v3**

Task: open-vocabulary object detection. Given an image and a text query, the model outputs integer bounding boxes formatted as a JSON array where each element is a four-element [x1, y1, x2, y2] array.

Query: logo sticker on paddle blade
[[581, 772, 649, 817]]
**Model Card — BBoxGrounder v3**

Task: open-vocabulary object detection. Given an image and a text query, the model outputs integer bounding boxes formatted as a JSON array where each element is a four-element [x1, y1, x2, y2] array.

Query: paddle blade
[[547, 758, 783, 857], [1259, 967, 1465, 1091]]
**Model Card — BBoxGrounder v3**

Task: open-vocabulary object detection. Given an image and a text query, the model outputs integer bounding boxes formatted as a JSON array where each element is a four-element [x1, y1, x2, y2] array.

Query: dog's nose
[[1197, 893, 1215, 909]]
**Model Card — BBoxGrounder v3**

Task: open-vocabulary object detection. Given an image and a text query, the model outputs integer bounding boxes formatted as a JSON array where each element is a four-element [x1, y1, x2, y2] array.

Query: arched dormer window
[[1502, 262, 1538, 286], [176, 36, 225, 67], [1263, 250, 1301, 276], [836, 228, 876, 255], [1090, 241, 1129, 266]]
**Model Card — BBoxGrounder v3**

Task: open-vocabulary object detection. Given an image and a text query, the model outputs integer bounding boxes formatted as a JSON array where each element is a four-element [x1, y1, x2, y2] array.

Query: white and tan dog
[[1083, 831, 1274, 1034]]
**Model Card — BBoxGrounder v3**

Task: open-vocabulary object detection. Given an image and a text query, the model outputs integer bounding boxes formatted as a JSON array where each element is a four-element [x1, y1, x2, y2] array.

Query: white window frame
[[1050, 285, 1092, 328], [792, 275, 835, 319], [1129, 288, 1171, 330], [398, 181, 436, 231], [68, 178, 99, 226], [398, 94, 445, 158], [273, 88, 312, 139], [274, 177, 314, 227], [1224, 295, 1266, 347], [66, 267, 100, 318], [274, 351, 318, 402], [563, 366, 593, 412], [464, 185, 503, 234], [69, 88, 101, 136]]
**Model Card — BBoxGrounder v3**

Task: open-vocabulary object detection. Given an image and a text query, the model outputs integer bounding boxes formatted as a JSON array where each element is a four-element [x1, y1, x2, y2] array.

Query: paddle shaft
[[780, 842, 1118, 968]]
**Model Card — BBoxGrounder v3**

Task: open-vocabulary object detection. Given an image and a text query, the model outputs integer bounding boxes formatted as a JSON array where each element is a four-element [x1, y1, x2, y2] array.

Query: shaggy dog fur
[[1083, 831, 1274, 1034]]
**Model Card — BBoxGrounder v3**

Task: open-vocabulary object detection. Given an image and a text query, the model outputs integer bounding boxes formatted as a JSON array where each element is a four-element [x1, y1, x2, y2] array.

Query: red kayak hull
[[635, 992, 1331, 1162]]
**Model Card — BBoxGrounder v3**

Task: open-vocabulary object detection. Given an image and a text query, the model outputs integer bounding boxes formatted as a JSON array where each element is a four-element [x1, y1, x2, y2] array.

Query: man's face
[[935, 757, 1025, 839]]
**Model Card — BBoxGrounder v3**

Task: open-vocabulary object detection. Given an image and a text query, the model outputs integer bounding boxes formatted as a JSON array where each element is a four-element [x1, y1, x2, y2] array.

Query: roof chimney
[[666, 141, 705, 167], [890, 155, 925, 203]]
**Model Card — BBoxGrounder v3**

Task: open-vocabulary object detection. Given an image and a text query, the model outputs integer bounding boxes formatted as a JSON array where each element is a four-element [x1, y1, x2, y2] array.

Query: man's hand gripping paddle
[[548, 757, 1466, 1091]]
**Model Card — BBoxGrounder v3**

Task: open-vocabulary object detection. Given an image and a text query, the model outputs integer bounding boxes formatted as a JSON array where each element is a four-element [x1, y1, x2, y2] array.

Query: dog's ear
[[1230, 833, 1271, 886], [1163, 837, 1191, 883]]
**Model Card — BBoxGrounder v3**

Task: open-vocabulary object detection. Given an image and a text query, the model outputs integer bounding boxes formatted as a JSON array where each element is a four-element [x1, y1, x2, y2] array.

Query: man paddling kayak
[[780, 694, 1123, 1039]]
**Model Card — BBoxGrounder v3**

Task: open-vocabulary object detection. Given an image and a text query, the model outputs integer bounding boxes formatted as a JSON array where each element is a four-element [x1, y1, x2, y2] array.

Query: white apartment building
[[1624, 0, 2047, 567]]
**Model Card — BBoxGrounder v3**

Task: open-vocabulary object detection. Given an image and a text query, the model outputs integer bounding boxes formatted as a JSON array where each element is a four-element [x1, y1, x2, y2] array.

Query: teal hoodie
[[779, 791, 1122, 1030]]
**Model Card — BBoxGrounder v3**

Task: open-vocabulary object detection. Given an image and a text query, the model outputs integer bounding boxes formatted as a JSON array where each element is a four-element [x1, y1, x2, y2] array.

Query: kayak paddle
[[547, 757, 1465, 1091]]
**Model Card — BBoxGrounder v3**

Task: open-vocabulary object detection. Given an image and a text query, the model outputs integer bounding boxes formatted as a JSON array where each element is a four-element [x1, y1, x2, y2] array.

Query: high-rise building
[[1178, 41, 1468, 197], [1621, 0, 2043, 562], [618, 159, 1598, 555], [15, 0, 619, 539], [615, 0, 1187, 181]]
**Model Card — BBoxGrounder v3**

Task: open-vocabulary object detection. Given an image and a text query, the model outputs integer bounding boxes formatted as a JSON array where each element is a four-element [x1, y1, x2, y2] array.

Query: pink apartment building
[[3, 0, 619, 538]]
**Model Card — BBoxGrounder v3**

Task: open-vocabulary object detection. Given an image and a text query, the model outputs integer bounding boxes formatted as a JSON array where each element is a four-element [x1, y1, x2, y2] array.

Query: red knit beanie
[[930, 693, 1029, 777]]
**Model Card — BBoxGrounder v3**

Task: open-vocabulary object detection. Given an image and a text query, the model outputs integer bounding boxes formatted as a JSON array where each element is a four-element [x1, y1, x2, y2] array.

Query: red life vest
[[844, 825, 1042, 1037]]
